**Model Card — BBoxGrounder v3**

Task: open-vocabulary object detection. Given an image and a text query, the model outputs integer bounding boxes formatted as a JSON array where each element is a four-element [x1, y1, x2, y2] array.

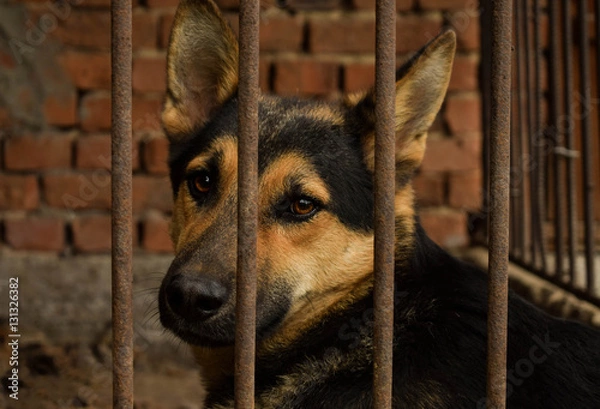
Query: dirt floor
[[0, 252, 206, 408], [0, 321, 206, 409]]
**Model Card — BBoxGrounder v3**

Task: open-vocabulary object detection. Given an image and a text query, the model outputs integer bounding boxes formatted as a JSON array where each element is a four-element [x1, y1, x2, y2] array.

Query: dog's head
[[158, 0, 455, 348]]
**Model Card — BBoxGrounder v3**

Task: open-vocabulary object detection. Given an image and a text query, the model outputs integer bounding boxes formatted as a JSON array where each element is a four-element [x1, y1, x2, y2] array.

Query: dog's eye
[[188, 171, 213, 198], [290, 197, 317, 217]]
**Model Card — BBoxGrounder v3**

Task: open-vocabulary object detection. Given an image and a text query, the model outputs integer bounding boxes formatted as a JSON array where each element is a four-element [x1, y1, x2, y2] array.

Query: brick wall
[[0, 0, 482, 255]]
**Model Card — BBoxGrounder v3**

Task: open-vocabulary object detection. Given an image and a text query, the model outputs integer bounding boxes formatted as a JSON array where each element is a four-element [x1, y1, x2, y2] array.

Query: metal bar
[[533, 0, 547, 273], [549, 0, 565, 278], [111, 0, 134, 406], [562, 0, 577, 283], [578, 0, 596, 293], [372, 0, 396, 407], [487, 0, 513, 408], [235, 0, 260, 407]]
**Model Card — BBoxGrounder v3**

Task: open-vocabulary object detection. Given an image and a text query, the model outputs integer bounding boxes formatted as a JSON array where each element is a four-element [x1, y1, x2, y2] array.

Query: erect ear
[[161, 0, 239, 141], [348, 30, 456, 181]]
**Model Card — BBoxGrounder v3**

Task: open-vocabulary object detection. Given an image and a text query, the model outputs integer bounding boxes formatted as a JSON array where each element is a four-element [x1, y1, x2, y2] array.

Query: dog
[[158, 1, 600, 407]]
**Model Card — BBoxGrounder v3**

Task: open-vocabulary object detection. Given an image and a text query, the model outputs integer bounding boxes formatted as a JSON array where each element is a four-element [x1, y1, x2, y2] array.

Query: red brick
[[142, 215, 174, 253], [133, 54, 167, 93], [59, 51, 111, 90], [76, 134, 140, 170], [72, 214, 111, 253], [52, 11, 111, 50], [444, 93, 482, 134], [214, 0, 240, 9], [0, 175, 39, 210], [5, 218, 65, 252], [44, 172, 111, 210], [143, 136, 169, 175], [396, 14, 444, 54], [448, 169, 482, 211], [159, 12, 175, 49], [344, 62, 375, 93], [274, 60, 339, 96], [147, 0, 179, 7], [43, 91, 78, 126], [0, 106, 11, 129], [451, 15, 480, 51], [353, 0, 414, 10], [421, 134, 481, 172], [46, 9, 153, 50], [448, 54, 478, 91], [260, 59, 271, 92], [309, 16, 375, 54], [81, 93, 162, 132], [133, 11, 160, 50], [419, 208, 468, 248], [133, 176, 172, 214], [4, 134, 72, 170], [132, 96, 163, 131], [413, 172, 446, 207], [260, 11, 304, 52], [419, 0, 475, 9], [80, 92, 111, 132], [0, 48, 16, 69], [284, 0, 344, 10]]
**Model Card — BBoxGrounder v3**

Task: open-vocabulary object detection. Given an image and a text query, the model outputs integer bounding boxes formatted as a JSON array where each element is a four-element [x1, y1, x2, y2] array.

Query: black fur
[[204, 223, 600, 408]]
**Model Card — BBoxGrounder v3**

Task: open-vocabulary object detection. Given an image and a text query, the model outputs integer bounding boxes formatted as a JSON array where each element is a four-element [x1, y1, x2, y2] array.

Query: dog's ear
[[161, 0, 239, 141], [348, 30, 456, 180]]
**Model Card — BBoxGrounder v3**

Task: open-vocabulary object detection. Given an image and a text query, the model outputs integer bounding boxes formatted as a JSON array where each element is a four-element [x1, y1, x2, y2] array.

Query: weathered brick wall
[[0, 0, 482, 255]]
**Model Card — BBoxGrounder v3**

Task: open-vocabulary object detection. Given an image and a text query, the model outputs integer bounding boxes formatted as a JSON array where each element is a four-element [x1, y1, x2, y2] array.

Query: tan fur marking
[[170, 137, 238, 251], [258, 153, 330, 211], [257, 213, 374, 352]]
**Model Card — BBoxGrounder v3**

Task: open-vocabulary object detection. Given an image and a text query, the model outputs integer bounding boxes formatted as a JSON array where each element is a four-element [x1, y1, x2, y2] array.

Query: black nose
[[164, 275, 228, 321]]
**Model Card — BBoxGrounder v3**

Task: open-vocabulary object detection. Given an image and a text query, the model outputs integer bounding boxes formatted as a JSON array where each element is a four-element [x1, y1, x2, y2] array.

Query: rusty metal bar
[[235, 0, 260, 407], [549, 0, 565, 278], [111, 0, 134, 406], [372, 0, 396, 407], [562, 0, 577, 283], [487, 0, 512, 408], [533, 0, 547, 273], [578, 0, 596, 292]]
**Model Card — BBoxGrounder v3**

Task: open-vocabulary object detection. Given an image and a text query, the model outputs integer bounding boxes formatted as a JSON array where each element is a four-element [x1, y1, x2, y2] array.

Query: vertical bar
[[549, 0, 565, 278], [373, 0, 396, 407], [562, 0, 578, 283], [111, 0, 133, 406], [487, 1, 512, 408], [235, 0, 259, 407], [578, 0, 596, 293], [533, 0, 547, 273]]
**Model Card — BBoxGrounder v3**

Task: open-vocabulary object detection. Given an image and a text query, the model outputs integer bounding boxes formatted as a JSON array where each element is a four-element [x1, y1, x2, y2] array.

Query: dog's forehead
[[170, 95, 360, 176]]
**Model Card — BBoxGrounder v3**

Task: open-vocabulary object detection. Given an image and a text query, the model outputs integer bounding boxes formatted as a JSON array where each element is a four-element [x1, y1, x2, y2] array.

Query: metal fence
[[482, 0, 600, 308], [110, 0, 513, 408]]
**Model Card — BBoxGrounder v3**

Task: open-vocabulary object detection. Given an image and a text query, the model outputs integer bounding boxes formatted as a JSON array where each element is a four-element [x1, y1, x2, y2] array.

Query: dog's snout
[[164, 274, 228, 321]]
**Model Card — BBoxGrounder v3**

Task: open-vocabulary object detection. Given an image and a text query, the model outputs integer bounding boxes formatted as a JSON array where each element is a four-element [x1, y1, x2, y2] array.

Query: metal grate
[[483, 0, 600, 307], [109, 0, 515, 408]]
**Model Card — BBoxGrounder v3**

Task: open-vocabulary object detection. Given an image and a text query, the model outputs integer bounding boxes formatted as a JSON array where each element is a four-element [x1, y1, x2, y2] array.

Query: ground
[[0, 251, 206, 408]]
